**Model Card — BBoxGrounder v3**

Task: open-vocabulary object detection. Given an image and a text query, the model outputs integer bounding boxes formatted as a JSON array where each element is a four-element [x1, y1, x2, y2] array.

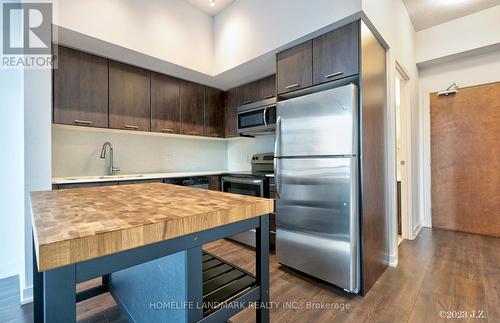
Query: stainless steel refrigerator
[[274, 84, 360, 293]]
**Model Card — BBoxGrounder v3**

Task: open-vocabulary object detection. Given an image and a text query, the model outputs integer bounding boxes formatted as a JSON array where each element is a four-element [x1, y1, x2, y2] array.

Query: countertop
[[52, 170, 239, 185], [31, 183, 273, 271]]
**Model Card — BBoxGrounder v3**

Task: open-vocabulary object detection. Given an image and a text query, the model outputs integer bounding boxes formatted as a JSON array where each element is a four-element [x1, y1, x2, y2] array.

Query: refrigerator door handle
[[274, 116, 282, 198]]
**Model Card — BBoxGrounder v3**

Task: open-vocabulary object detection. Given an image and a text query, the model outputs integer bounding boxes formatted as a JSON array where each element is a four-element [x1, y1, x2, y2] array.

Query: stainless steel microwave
[[237, 98, 277, 136]]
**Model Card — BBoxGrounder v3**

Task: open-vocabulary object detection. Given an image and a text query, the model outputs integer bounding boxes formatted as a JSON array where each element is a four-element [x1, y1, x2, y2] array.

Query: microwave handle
[[263, 107, 268, 127]]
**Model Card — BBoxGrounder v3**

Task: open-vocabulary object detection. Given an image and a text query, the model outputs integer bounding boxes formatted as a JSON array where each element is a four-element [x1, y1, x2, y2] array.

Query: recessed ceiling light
[[209, 0, 215, 8]]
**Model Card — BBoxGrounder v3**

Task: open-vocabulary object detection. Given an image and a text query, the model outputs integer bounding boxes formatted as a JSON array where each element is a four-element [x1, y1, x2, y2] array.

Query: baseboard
[[389, 253, 398, 267], [413, 224, 422, 237], [20, 285, 33, 305], [0, 260, 21, 280]]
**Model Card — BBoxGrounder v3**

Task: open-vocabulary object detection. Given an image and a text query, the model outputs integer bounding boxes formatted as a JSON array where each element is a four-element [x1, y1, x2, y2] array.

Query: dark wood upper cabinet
[[180, 81, 205, 136], [276, 41, 312, 95], [204, 87, 225, 138], [224, 88, 239, 138], [313, 21, 359, 85], [238, 82, 260, 105], [53, 46, 108, 128], [151, 72, 180, 134], [258, 74, 276, 100], [109, 61, 151, 131]]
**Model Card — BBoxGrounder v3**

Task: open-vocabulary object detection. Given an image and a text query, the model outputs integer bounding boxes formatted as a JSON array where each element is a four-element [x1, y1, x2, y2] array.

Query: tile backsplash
[[52, 125, 275, 177]]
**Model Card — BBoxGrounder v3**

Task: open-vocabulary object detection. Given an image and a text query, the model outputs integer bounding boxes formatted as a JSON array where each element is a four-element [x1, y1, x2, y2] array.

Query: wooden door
[[53, 46, 108, 128], [313, 21, 359, 85], [180, 81, 204, 136], [258, 74, 276, 100], [224, 87, 239, 138], [431, 82, 500, 237], [204, 87, 225, 138], [276, 41, 312, 95], [109, 61, 151, 131], [151, 72, 180, 134]]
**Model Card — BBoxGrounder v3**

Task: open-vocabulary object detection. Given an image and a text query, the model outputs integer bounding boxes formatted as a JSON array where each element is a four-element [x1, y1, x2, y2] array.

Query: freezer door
[[275, 157, 359, 292], [275, 84, 358, 157]]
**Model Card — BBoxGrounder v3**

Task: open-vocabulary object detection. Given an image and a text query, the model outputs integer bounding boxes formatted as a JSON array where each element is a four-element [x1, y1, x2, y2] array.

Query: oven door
[[221, 176, 264, 247], [221, 176, 264, 197]]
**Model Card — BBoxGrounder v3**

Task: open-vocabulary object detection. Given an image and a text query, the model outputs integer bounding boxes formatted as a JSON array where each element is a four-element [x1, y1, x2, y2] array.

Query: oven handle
[[221, 177, 264, 185]]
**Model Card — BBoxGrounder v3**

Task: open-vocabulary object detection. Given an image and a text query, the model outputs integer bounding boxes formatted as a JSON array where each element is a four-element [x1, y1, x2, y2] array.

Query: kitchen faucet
[[100, 142, 120, 175]]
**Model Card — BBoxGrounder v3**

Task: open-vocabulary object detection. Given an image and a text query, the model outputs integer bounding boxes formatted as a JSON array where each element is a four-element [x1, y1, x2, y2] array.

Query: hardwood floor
[[1, 228, 498, 322]]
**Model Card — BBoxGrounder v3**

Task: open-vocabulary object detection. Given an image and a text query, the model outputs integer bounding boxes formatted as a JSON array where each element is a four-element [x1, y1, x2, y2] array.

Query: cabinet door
[[109, 61, 151, 131], [53, 46, 108, 128], [239, 82, 260, 105], [151, 72, 180, 134], [277, 41, 312, 95], [204, 87, 225, 138], [313, 21, 359, 85], [258, 74, 276, 100], [224, 87, 239, 138], [180, 81, 204, 136]]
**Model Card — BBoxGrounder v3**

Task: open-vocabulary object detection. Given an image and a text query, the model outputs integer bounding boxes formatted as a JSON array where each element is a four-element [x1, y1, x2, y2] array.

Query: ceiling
[[185, 0, 236, 16], [403, 0, 500, 31]]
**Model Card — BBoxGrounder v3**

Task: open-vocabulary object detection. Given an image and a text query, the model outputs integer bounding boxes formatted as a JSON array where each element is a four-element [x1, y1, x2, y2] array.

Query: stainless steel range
[[222, 153, 274, 247]]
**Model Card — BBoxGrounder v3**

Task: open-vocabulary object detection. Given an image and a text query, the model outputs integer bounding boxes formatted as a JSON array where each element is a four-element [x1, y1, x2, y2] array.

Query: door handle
[[274, 116, 282, 198], [263, 107, 268, 127]]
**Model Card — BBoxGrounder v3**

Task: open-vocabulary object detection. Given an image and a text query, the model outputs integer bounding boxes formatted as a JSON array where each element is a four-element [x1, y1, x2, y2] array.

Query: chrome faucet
[[100, 142, 120, 175]]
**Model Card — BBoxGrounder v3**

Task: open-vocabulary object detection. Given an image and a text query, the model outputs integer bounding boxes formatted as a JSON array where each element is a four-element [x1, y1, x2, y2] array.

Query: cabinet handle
[[124, 125, 139, 129], [325, 72, 343, 79], [243, 100, 253, 105], [161, 128, 174, 133], [209, 133, 220, 137], [74, 119, 92, 125], [285, 83, 299, 89], [263, 95, 274, 99], [187, 131, 200, 135]]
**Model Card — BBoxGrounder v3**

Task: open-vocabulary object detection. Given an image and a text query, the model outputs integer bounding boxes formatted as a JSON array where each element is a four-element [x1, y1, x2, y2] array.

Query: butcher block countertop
[[31, 183, 273, 272]]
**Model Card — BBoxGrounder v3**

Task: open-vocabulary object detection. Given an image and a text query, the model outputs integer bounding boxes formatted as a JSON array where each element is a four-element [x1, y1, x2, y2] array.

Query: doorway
[[395, 64, 413, 242]]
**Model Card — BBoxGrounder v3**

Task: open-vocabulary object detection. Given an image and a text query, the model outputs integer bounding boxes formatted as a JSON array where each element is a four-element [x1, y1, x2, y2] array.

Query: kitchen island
[[31, 183, 273, 323]]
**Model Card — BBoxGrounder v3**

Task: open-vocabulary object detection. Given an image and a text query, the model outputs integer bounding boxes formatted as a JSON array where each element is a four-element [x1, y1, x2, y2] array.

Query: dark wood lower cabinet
[[208, 176, 221, 191], [180, 81, 205, 136]]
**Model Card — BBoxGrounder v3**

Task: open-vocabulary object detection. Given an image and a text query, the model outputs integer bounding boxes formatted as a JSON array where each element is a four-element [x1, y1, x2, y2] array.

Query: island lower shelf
[[201, 251, 257, 316]]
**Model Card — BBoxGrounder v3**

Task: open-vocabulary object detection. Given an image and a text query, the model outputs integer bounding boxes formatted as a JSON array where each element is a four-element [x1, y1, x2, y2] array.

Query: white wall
[[416, 5, 500, 65], [213, 0, 361, 74], [53, 0, 214, 75], [227, 135, 275, 171], [419, 48, 500, 228], [0, 49, 24, 280], [21, 67, 53, 303], [52, 126, 228, 177], [0, 1, 24, 284]]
